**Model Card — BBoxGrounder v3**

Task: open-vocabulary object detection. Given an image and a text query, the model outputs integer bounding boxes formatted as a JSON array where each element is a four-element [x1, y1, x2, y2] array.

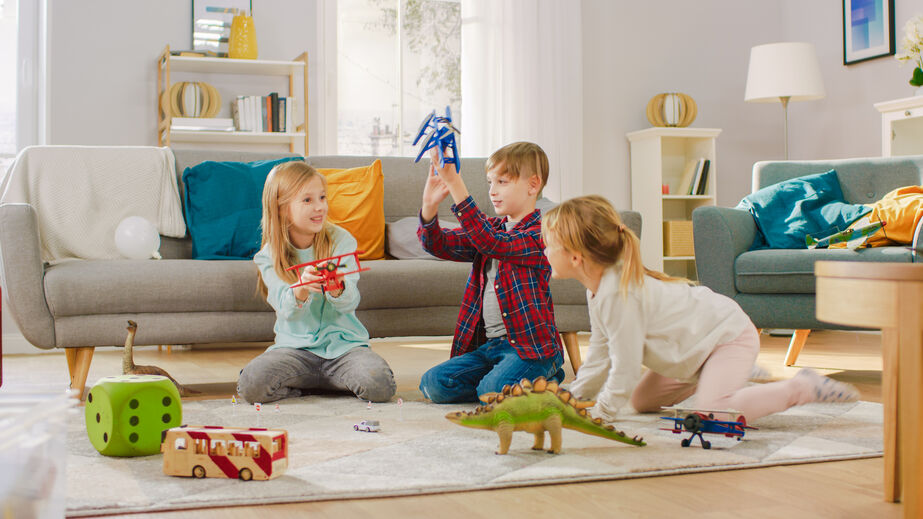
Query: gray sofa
[[692, 154, 923, 365], [0, 148, 641, 395]]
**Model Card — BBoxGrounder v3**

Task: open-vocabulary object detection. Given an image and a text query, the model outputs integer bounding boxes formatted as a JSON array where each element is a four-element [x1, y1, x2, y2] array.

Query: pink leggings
[[629, 326, 815, 421]]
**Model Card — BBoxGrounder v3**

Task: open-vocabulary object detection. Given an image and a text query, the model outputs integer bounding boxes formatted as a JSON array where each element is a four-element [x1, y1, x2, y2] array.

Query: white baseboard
[[3, 332, 58, 355]]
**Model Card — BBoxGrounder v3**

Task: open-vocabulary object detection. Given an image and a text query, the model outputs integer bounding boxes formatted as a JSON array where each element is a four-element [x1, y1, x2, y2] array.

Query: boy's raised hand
[[421, 163, 450, 223], [430, 147, 461, 184], [429, 147, 469, 205]]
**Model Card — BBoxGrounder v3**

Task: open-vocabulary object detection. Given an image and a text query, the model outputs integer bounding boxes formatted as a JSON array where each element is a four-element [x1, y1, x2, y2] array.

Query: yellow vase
[[228, 14, 257, 59]]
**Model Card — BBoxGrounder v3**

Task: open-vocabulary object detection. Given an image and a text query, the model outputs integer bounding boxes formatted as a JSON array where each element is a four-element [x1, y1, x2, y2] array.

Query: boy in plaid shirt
[[417, 142, 564, 403]]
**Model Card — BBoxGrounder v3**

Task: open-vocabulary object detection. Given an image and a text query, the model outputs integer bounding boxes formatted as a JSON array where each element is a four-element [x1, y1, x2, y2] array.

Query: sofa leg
[[157, 345, 173, 354], [784, 329, 811, 366], [561, 332, 581, 375], [65, 346, 95, 399]]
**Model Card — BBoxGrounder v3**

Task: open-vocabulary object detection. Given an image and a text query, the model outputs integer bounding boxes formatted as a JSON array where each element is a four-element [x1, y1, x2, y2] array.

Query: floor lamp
[[744, 42, 825, 160]]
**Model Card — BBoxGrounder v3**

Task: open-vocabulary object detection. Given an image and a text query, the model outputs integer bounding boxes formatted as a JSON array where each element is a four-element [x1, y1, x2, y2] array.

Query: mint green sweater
[[254, 224, 369, 359]]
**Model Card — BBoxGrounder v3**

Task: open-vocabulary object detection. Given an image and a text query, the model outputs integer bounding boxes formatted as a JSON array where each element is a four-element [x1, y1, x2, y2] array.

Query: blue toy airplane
[[412, 106, 461, 173], [660, 406, 756, 449], [805, 220, 886, 250]]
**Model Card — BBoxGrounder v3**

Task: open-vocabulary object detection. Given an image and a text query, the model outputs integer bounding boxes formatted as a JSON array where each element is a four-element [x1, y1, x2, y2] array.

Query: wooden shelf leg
[[65, 347, 95, 399], [561, 332, 581, 375], [783, 329, 811, 366]]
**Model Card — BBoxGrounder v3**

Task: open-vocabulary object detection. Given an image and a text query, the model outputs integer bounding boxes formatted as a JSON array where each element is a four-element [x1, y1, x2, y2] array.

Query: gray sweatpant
[[237, 346, 396, 404]]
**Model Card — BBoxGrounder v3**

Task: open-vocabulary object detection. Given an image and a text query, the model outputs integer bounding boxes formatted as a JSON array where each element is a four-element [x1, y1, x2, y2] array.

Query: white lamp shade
[[744, 42, 825, 103]]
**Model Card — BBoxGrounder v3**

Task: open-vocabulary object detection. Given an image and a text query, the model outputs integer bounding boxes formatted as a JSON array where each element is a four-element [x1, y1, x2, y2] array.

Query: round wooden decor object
[[646, 93, 697, 127], [203, 83, 221, 118]]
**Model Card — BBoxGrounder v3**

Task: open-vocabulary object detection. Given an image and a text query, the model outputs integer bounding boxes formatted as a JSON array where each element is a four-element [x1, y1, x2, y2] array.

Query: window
[[337, 0, 460, 156], [0, 0, 16, 171]]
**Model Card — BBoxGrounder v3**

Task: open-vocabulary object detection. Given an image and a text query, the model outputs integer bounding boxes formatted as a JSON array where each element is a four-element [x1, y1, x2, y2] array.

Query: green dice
[[85, 374, 183, 457]]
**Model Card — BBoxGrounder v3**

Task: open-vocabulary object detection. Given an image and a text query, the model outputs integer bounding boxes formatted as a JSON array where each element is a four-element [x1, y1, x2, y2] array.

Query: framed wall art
[[842, 0, 895, 65], [192, 0, 251, 57]]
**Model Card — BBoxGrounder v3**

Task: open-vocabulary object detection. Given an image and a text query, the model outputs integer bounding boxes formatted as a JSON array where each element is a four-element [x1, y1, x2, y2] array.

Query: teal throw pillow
[[183, 157, 303, 259], [738, 169, 871, 250]]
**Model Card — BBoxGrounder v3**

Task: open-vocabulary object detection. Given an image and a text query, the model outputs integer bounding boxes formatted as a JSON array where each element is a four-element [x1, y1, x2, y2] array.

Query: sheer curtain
[[460, 0, 582, 202]]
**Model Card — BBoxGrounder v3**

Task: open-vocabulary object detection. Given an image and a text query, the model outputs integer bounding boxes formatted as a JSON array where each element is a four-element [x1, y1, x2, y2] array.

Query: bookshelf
[[626, 127, 721, 279], [156, 45, 308, 154]]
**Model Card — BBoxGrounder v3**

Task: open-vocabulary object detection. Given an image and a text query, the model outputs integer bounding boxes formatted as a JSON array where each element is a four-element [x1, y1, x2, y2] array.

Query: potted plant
[[896, 14, 923, 93]]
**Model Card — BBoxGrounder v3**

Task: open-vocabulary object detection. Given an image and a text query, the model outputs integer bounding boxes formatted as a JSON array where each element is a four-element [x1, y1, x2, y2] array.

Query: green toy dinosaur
[[445, 376, 646, 454]]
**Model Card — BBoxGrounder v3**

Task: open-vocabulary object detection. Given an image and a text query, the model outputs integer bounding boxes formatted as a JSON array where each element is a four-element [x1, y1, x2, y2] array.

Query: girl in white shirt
[[541, 195, 858, 423]]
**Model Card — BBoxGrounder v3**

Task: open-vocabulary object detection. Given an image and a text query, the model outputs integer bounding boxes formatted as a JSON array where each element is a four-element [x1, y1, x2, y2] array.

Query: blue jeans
[[418, 337, 564, 404]]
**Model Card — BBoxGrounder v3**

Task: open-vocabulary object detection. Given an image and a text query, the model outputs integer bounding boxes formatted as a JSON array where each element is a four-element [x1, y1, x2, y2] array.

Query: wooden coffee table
[[815, 260, 923, 518]]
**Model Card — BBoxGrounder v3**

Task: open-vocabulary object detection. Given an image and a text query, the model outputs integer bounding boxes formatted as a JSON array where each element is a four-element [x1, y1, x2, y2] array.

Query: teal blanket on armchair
[[737, 169, 871, 250]]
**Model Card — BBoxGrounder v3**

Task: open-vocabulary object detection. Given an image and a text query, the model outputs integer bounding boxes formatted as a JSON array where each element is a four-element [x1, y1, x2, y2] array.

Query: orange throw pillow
[[317, 160, 385, 260]]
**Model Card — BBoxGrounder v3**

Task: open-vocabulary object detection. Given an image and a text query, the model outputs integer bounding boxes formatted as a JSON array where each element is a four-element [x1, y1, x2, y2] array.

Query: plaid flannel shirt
[[417, 196, 562, 360]]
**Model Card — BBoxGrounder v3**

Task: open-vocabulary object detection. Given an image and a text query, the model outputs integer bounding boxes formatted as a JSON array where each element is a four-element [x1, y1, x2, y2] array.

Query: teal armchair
[[692, 155, 923, 365]]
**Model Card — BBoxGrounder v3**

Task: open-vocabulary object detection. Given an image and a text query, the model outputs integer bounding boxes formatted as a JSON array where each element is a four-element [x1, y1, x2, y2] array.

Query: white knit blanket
[[0, 146, 186, 264]]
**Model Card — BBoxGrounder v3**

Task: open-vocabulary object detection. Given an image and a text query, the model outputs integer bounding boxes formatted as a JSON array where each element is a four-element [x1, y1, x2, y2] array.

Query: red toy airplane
[[286, 251, 369, 293], [660, 406, 757, 449]]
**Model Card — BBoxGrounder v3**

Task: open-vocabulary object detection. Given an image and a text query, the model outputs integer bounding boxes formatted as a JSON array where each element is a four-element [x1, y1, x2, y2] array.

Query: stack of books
[[677, 158, 711, 196], [232, 93, 296, 133], [170, 117, 235, 132]]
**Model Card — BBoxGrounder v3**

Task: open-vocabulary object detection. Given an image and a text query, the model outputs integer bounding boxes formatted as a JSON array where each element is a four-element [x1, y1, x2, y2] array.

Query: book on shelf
[[279, 97, 287, 134], [677, 159, 697, 196], [269, 92, 280, 133], [171, 117, 235, 132], [688, 158, 705, 195], [694, 159, 711, 195]]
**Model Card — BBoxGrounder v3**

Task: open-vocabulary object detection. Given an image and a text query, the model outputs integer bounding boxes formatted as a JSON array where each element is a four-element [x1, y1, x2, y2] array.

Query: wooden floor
[[0, 330, 901, 518]]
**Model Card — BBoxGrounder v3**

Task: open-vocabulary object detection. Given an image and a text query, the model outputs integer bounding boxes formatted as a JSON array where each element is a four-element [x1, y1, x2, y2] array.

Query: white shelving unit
[[874, 95, 923, 157], [157, 45, 308, 154], [627, 127, 721, 279]]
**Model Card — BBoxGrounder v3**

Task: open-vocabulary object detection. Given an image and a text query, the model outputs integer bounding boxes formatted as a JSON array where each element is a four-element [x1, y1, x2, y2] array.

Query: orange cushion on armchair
[[317, 160, 385, 260]]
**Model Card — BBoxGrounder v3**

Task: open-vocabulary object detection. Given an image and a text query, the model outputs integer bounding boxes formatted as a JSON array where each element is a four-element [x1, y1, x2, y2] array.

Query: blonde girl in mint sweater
[[236, 161, 395, 404], [540, 195, 858, 423]]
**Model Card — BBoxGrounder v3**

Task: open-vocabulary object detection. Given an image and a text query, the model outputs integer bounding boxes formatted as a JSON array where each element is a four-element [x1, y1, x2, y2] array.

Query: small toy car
[[354, 420, 380, 432]]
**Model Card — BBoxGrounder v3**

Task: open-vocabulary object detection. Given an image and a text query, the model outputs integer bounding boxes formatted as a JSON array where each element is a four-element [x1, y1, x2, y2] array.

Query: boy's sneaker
[[749, 364, 772, 382], [796, 368, 860, 403]]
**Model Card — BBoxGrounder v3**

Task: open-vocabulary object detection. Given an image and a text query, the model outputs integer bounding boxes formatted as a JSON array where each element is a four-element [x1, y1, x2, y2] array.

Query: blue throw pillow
[[738, 169, 871, 250], [183, 157, 303, 259]]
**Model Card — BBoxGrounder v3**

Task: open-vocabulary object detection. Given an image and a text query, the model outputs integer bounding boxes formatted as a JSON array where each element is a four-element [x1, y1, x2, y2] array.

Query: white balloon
[[114, 216, 161, 259]]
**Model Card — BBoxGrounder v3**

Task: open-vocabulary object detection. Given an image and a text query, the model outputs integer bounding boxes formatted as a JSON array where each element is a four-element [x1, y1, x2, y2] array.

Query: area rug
[[65, 395, 883, 516]]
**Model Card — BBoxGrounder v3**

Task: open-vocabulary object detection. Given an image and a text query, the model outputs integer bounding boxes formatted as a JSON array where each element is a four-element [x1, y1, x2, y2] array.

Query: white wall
[[44, 0, 320, 149], [582, 0, 783, 210], [582, 0, 918, 211]]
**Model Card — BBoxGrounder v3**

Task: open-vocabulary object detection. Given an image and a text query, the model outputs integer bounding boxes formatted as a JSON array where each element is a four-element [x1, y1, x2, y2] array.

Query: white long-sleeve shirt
[[568, 267, 755, 421]]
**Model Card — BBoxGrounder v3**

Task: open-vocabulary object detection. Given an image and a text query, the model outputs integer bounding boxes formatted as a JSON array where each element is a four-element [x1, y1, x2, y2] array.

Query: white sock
[[749, 364, 772, 382], [795, 368, 860, 403]]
